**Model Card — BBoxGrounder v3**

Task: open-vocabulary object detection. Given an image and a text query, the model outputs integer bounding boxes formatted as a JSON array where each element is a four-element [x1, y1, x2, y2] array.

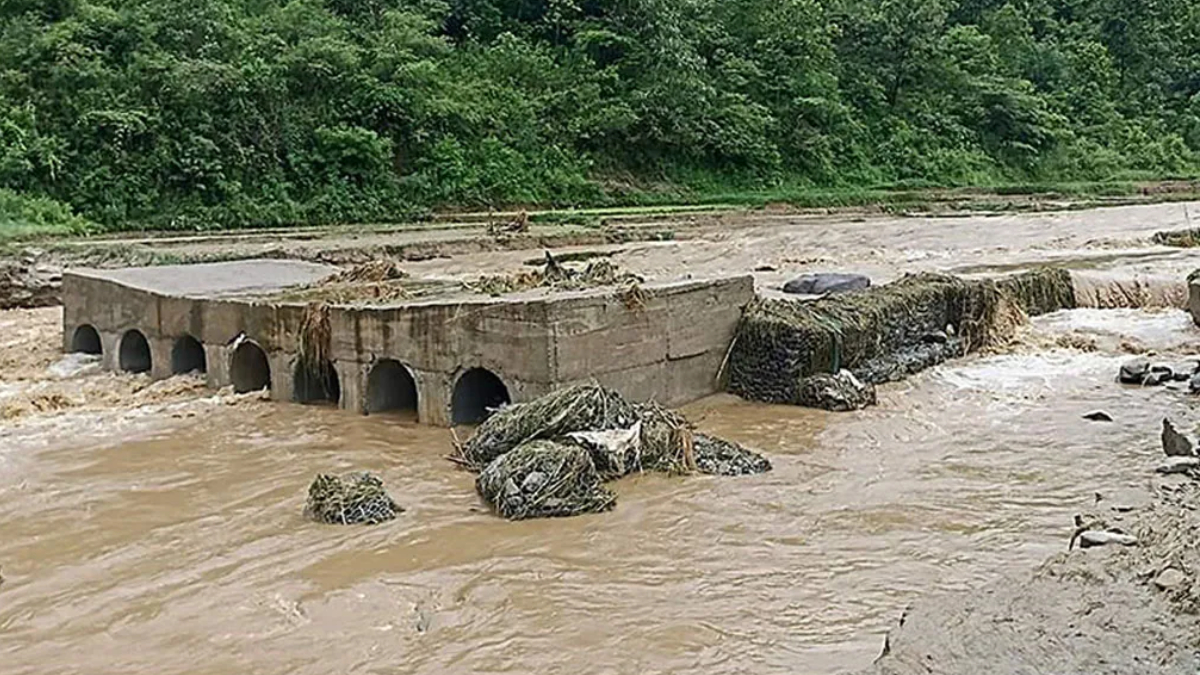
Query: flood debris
[[466, 252, 644, 297], [797, 370, 877, 412], [282, 260, 414, 304], [304, 472, 402, 525], [458, 383, 771, 520], [476, 440, 617, 520], [729, 268, 1074, 407]]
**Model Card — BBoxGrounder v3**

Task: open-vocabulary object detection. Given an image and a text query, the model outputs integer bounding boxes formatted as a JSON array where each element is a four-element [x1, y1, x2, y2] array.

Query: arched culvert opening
[[451, 367, 510, 425], [71, 324, 102, 355], [231, 341, 271, 393], [171, 335, 207, 375], [366, 359, 418, 416], [118, 329, 152, 374], [294, 359, 340, 405]]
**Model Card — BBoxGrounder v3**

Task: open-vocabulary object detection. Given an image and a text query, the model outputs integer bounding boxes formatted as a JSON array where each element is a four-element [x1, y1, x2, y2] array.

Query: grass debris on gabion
[[304, 472, 402, 525], [463, 384, 773, 520], [727, 269, 1076, 406], [476, 440, 616, 520], [996, 267, 1076, 317], [459, 383, 640, 471]]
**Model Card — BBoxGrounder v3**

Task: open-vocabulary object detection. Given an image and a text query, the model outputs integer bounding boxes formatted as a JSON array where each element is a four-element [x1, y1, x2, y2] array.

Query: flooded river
[[3, 203, 1200, 674]]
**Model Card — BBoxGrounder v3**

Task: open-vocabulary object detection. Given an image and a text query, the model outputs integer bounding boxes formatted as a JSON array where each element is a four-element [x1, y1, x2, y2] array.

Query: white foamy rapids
[[47, 353, 103, 379], [932, 350, 1122, 395], [1033, 308, 1198, 353]]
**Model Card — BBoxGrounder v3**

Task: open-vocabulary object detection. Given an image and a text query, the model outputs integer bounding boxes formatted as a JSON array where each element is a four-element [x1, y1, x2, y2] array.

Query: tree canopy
[[1, 0, 1197, 230]]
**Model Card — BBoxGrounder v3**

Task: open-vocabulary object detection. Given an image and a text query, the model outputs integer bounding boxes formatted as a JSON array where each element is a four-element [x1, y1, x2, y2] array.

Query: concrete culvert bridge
[[71, 324, 102, 355], [294, 359, 341, 405], [231, 341, 271, 393], [366, 359, 418, 415], [118, 329, 152, 374], [171, 335, 207, 375], [452, 367, 511, 425]]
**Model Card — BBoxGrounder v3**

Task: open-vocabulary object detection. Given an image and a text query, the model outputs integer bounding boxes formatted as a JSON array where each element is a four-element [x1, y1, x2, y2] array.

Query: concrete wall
[[62, 267, 755, 426]]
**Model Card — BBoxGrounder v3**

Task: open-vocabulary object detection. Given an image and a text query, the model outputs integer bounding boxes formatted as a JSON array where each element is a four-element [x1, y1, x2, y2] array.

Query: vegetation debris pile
[[461, 383, 771, 520], [304, 472, 402, 525]]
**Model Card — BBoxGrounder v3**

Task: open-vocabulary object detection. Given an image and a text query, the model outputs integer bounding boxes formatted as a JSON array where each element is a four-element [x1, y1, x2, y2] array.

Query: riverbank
[[860, 458, 1200, 675]]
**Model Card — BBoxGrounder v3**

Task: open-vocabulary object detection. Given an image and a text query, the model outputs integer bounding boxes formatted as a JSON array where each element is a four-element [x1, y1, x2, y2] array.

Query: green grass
[[0, 189, 97, 242]]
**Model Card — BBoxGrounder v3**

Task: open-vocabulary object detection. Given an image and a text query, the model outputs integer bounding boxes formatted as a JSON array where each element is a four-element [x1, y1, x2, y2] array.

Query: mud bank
[[860, 474, 1200, 675]]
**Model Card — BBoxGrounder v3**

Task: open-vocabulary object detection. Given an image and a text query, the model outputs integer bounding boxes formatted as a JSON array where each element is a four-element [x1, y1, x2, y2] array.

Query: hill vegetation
[[1, 0, 1198, 232]]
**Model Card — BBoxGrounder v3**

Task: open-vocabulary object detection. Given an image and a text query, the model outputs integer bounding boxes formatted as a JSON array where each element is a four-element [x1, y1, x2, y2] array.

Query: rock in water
[[304, 472, 402, 525], [782, 273, 871, 296], [1156, 457, 1200, 474], [1154, 568, 1187, 591], [1118, 357, 1151, 384], [796, 370, 877, 411], [1189, 373, 1200, 395], [1162, 418, 1197, 457], [1082, 410, 1114, 422], [1078, 530, 1139, 548]]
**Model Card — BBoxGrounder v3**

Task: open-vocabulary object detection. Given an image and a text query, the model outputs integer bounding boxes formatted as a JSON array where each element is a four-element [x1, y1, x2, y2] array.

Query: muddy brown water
[[4, 203, 1200, 674]]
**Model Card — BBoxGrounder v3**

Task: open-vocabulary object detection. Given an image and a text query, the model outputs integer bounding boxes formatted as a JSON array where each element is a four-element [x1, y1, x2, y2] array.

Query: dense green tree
[[0, 0, 1197, 231]]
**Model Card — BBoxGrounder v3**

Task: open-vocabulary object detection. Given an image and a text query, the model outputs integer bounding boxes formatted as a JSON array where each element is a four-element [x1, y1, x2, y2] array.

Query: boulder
[[1162, 418, 1197, 458], [1118, 357, 1151, 384], [1082, 410, 1113, 422], [1190, 373, 1200, 395], [782, 273, 871, 296], [1077, 530, 1138, 548], [796, 370, 877, 411], [1189, 269, 1200, 327]]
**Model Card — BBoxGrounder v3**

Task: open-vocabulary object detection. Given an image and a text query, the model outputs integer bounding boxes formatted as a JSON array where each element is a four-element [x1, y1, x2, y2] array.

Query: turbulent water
[[4, 203, 1200, 675]]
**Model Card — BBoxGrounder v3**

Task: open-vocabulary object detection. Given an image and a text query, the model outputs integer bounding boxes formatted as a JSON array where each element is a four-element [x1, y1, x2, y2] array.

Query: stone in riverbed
[[782, 273, 871, 296], [1083, 410, 1114, 422], [1189, 373, 1200, 395], [1162, 418, 1197, 458], [1156, 457, 1200, 474], [1119, 357, 1151, 384], [1078, 530, 1139, 548], [1154, 568, 1187, 591]]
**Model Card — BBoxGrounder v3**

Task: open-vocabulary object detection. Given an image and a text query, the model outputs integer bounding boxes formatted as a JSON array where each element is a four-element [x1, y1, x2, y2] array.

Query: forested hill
[[1, 0, 1198, 231]]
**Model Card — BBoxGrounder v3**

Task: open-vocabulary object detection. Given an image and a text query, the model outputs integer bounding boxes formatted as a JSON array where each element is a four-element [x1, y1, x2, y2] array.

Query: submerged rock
[[1189, 373, 1200, 395], [782, 273, 871, 296], [1077, 530, 1139, 548], [1083, 410, 1114, 422], [1162, 419, 1197, 458], [1155, 568, 1188, 591], [796, 370, 877, 411], [1156, 457, 1200, 475], [1119, 357, 1151, 384]]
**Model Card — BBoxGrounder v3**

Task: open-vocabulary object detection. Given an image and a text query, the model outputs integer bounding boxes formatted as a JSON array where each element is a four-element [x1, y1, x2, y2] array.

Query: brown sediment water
[[3, 203, 1200, 675]]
